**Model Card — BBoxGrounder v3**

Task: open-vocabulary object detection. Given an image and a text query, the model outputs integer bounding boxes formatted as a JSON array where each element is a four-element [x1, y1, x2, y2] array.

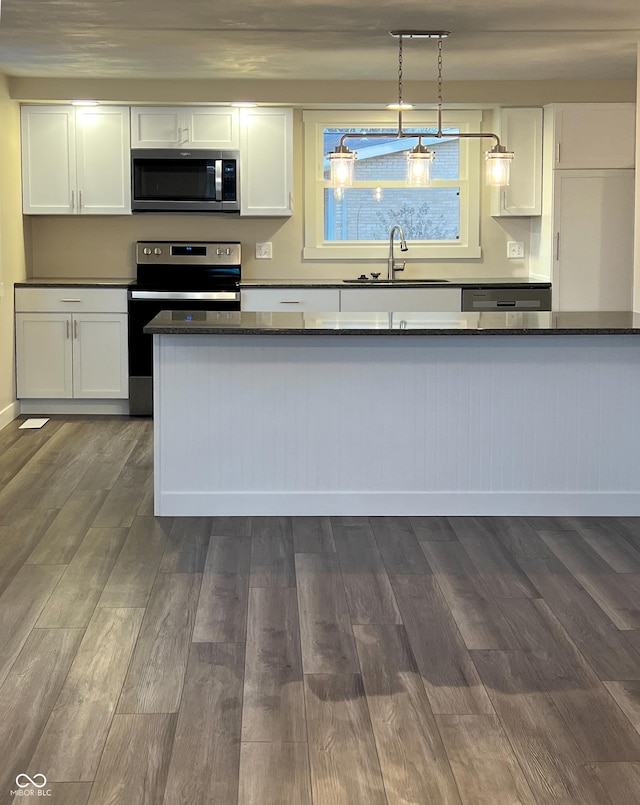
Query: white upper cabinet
[[131, 106, 239, 148], [21, 107, 76, 214], [21, 105, 131, 215], [549, 103, 636, 169], [240, 107, 293, 217], [491, 107, 543, 217]]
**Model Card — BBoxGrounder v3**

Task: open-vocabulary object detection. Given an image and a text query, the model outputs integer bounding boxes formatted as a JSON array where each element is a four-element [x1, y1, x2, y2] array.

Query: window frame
[[303, 109, 483, 260]]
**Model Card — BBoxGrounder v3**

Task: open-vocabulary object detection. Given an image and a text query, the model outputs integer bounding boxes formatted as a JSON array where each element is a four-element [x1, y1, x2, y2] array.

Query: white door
[[130, 107, 184, 147], [553, 170, 635, 311], [16, 313, 73, 398], [72, 314, 129, 398], [21, 106, 76, 214], [75, 106, 131, 215], [185, 107, 239, 148], [240, 108, 293, 216]]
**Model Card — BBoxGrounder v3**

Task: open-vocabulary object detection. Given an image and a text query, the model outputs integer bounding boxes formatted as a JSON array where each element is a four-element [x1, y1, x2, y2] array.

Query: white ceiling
[[0, 0, 638, 82]]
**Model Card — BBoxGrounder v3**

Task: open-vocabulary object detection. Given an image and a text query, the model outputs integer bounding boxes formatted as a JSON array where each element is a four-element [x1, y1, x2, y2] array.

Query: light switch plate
[[256, 242, 273, 259]]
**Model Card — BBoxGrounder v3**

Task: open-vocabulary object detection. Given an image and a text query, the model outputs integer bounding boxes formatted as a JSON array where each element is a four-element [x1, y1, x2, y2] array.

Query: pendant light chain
[[437, 36, 444, 136], [398, 34, 404, 107], [397, 34, 405, 134]]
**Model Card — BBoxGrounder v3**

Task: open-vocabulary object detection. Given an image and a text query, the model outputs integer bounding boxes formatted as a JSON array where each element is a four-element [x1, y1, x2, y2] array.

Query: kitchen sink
[[342, 279, 450, 285]]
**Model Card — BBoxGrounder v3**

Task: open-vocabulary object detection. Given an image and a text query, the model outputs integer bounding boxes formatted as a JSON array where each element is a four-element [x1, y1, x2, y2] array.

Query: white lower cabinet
[[16, 313, 73, 398], [16, 312, 128, 399], [15, 287, 129, 401], [340, 287, 461, 312], [241, 288, 340, 311]]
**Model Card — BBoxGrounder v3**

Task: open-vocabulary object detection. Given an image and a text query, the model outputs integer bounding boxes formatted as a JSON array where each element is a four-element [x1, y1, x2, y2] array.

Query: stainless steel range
[[127, 240, 241, 415]]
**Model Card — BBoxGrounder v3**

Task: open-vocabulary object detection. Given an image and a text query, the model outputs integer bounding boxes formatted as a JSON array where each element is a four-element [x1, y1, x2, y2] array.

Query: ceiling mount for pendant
[[328, 30, 514, 190]]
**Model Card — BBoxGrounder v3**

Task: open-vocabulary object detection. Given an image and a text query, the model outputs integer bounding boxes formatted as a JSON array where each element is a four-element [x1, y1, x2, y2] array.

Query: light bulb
[[407, 147, 435, 186], [328, 147, 356, 188], [485, 148, 514, 187]]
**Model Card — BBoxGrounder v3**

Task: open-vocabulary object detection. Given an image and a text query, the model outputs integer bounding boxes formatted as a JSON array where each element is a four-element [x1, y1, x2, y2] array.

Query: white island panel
[[153, 333, 640, 516]]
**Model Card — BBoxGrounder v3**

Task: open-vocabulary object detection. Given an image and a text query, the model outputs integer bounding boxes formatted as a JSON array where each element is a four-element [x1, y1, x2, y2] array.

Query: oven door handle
[[129, 290, 240, 301]]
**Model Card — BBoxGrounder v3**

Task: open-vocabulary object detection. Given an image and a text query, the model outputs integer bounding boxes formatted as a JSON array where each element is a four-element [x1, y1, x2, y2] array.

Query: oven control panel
[[136, 241, 241, 266]]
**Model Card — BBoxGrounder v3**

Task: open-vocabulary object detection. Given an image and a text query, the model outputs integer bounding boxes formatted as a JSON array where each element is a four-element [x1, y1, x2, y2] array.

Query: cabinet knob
[[154, 248, 162, 255], [143, 247, 152, 255]]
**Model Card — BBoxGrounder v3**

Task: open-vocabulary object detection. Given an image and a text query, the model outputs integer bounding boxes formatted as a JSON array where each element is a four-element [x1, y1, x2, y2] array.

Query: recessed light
[[231, 101, 257, 108], [71, 100, 99, 106]]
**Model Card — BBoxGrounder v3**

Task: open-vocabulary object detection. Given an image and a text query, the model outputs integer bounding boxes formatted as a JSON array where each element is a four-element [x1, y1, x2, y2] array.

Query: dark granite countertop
[[240, 277, 551, 289], [144, 310, 640, 336], [15, 278, 134, 288]]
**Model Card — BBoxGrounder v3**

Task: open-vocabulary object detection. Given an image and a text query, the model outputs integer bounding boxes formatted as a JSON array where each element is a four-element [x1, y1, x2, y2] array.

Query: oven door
[[128, 289, 240, 415]]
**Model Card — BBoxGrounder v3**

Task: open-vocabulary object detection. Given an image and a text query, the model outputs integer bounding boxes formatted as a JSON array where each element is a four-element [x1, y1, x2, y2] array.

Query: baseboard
[[20, 399, 130, 415], [154, 490, 640, 517], [0, 400, 20, 431]]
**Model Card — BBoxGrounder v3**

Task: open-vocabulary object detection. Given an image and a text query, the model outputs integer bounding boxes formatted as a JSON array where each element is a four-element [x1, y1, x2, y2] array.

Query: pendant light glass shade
[[485, 145, 514, 187], [407, 144, 435, 186], [328, 145, 356, 187]]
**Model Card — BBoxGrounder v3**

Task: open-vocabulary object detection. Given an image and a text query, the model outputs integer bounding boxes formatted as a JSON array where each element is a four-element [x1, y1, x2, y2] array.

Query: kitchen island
[[145, 310, 640, 517]]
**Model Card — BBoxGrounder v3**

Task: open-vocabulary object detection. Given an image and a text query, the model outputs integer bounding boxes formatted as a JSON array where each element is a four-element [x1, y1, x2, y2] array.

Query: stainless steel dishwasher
[[461, 287, 551, 311]]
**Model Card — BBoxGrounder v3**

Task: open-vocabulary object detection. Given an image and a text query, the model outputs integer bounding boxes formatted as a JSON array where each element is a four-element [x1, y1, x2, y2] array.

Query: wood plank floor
[[2, 416, 640, 803]]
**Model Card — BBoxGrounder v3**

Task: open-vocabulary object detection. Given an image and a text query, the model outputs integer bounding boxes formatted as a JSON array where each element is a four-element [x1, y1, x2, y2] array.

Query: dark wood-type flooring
[[1, 416, 640, 803]]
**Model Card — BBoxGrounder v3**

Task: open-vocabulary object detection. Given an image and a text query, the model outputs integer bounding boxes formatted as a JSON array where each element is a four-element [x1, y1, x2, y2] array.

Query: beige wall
[[26, 106, 533, 282], [635, 47, 640, 311], [1, 74, 637, 426], [0, 74, 26, 425], [23, 78, 635, 283]]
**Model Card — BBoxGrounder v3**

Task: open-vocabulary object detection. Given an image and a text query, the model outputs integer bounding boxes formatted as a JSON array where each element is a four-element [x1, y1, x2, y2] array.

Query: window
[[303, 110, 482, 260]]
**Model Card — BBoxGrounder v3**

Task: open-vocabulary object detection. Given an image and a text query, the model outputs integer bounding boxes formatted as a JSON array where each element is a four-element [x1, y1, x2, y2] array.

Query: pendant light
[[328, 31, 514, 189]]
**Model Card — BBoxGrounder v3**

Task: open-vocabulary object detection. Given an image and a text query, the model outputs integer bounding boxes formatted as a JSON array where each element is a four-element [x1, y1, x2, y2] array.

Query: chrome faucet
[[388, 225, 408, 280]]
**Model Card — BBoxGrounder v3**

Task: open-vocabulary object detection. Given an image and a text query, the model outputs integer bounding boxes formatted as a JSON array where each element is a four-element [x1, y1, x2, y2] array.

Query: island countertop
[[144, 309, 640, 336]]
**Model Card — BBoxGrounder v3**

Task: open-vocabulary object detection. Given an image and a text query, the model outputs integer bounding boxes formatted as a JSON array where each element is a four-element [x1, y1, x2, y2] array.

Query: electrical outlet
[[507, 241, 525, 259], [255, 242, 272, 259]]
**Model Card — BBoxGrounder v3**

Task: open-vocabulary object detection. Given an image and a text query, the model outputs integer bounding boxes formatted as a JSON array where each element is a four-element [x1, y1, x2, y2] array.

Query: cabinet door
[[240, 108, 293, 216], [241, 288, 340, 311], [75, 107, 131, 215], [130, 107, 184, 147], [185, 107, 239, 148], [491, 107, 542, 216], [16, 313, 73, 398], [340, 287, 461, 312], [72, 314, 129, 399], [21, 106, 76, 214], [553, 104, 636, 169], [553, 170, 635, 311]]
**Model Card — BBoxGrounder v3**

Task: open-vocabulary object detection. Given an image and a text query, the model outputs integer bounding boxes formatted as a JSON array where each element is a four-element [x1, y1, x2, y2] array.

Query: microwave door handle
[[214, 159, 223, 202]]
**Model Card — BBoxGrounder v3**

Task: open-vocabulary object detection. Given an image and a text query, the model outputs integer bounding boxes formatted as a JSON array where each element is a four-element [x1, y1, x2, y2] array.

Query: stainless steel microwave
[[131, 149, 240, 213]]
